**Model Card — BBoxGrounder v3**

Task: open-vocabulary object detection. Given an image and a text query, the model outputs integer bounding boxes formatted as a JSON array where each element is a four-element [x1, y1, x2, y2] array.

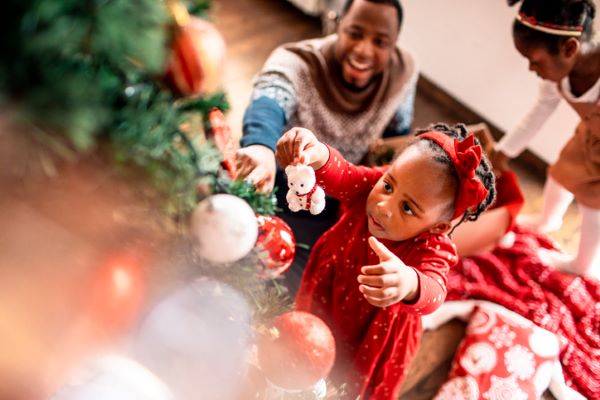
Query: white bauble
[[51, 355, 174, 400], [191, 194, 258, 263], [132, 278, 251, 400]]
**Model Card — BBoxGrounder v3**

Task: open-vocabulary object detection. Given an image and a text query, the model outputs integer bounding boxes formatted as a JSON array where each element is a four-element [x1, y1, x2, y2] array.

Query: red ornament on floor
[[255, 215, 296, 278], [257, 311, 335, 390]]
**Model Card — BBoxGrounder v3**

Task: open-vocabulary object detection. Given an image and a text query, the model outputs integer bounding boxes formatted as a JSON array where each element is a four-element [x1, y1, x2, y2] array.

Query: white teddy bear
[[285, 164, 326, 215]]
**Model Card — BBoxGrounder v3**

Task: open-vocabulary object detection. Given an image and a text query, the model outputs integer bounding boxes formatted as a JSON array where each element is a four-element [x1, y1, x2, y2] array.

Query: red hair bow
[[419, 131, 489, 220]]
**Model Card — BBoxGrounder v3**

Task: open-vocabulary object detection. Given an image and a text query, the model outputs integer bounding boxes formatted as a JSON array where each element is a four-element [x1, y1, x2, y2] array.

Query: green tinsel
[[218, 179, 279, 216]]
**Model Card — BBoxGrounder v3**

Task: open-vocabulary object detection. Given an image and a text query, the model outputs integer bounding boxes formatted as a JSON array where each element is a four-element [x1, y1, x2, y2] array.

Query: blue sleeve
[[240, 96, 287, 152], [382, 77, 417, 138]]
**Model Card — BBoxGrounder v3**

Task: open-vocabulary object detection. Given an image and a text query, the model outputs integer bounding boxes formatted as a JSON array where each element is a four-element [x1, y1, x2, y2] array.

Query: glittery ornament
[[256, 215, 295, 278], [191, 194, 257, 263], [165, 15, 225, 96], [257, 311, 335, 390]]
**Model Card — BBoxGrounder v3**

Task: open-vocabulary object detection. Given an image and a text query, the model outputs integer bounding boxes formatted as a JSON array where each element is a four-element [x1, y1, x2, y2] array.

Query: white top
[[496, 76, 600, 157]]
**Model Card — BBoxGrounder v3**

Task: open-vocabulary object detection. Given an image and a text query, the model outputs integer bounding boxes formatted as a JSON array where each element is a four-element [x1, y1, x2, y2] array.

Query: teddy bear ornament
[[285, 164, 326, 215]]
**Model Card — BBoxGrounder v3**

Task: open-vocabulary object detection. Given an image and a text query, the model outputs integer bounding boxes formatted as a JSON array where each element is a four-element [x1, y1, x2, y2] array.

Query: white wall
[[400, 0, 594, 164]]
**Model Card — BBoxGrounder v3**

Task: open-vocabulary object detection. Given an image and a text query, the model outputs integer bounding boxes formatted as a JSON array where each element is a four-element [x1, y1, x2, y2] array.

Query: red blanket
[[447, 227, 600, 398]]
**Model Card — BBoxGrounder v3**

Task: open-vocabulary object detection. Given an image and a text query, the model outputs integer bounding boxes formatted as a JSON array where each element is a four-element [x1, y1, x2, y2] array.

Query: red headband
[[419, 131, 489, 220], [516, 12, 583, 37]]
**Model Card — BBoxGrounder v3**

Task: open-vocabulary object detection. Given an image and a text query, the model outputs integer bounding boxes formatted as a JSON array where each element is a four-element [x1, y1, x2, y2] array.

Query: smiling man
[[236, 0, 418, 294], [236, 0, 417, 192]]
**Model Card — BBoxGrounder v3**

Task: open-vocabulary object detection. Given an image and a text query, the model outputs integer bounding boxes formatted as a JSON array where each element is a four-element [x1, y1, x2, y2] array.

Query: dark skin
[[235, 0, 402, 193], [566, 43, 600, 96], [334, 0, 400, 89], [492, 35, 600, 171]]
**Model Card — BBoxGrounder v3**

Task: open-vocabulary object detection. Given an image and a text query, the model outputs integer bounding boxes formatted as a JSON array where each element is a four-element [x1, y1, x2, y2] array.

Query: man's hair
[[340, 0, 403, 28]]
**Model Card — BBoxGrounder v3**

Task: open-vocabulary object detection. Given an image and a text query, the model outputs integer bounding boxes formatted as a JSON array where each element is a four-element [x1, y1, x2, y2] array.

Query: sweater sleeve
[[240, 70, 298, 152], [240, 96, 286, 152], [495, 80, 562, 157], [394, 234, 458, 316], [314, 145, 386, 206]]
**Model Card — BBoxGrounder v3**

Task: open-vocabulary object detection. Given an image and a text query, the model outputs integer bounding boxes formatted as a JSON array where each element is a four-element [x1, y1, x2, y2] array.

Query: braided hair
[[508, 0, 596, 53], [340, 0, 403, 29], [414, 123, 497, 229]]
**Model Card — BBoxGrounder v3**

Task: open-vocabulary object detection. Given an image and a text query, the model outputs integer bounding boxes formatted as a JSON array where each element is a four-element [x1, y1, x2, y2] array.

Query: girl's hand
[[275, 127, 329, 170], [357, 237, 419, 308]]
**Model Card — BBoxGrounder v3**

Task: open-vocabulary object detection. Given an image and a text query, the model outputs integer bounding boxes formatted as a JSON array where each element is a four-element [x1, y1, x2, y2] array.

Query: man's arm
[[237, 72, 298, 192]]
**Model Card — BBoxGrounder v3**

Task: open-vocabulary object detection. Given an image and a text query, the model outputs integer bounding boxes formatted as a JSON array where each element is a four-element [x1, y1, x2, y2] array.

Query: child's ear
[[562, 37, 580, 59], [429, 221, 451, 235]]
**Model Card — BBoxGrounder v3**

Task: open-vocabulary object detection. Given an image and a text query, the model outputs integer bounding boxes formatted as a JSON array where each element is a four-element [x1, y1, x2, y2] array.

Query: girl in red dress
[[275, 123, 496, 399]]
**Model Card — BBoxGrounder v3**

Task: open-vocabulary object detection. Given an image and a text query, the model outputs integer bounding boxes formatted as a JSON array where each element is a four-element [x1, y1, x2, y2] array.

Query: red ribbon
[[419, 131, 489, 220], [296, 183, 318, 211]]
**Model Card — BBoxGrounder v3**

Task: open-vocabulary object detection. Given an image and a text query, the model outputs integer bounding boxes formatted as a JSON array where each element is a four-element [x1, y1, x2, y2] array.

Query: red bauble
[[166, 16, 225, 96], [87, 254, 144, 336], [257, 311, 335, 390], [256, 215, 296, 278]]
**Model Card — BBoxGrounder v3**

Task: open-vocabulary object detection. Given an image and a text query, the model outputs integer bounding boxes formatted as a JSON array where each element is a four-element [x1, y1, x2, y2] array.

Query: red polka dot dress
[[295, 147, 458, 399]]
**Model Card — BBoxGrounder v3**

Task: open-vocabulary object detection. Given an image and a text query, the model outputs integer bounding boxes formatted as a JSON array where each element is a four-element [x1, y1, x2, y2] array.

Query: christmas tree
[[0, 1, 337, 399]]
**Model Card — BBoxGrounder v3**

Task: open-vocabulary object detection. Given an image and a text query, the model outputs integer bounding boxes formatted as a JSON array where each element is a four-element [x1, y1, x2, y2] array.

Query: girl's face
[[365, 145, 456, 241], [335, 0, 400, 89], [514, 35, 578, 82]]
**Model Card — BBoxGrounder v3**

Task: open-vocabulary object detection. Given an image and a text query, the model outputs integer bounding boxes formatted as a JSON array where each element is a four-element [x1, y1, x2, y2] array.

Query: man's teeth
[[348, 59, 370, 70]]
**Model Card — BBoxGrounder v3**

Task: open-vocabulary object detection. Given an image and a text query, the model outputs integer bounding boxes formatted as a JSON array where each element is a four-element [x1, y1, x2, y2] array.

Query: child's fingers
[[299, 152, 311, 165], [368, 236, 396, 262], [280, 141, 293, 166], [359, 284, 397, 300], [276, 129, 299, 165], [357, 273, 399, 288], [360, 263, 396, 276], [292, 129, 312, 162], [362, 293, 398, 308]]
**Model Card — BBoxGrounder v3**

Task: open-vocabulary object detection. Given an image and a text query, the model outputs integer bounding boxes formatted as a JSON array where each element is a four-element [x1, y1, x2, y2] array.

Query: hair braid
[[415, 123, 497, 227]]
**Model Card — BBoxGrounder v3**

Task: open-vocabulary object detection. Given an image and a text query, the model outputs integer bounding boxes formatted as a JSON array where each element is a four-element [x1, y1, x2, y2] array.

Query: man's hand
[[235, 144, 277, 193], [357, 237, 419, 308]]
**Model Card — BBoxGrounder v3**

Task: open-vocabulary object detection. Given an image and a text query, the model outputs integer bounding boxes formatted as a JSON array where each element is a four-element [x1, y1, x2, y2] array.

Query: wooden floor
[[211, 1, 578, 398]]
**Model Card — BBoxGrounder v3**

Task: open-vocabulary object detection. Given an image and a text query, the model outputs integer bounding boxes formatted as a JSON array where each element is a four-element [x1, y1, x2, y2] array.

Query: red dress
[[295, 147, 458, 399]]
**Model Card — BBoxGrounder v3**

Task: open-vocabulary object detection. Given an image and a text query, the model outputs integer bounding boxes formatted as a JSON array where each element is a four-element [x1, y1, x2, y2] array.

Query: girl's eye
[[402, 202, 414, 216], [383, 181, 392, 193]]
